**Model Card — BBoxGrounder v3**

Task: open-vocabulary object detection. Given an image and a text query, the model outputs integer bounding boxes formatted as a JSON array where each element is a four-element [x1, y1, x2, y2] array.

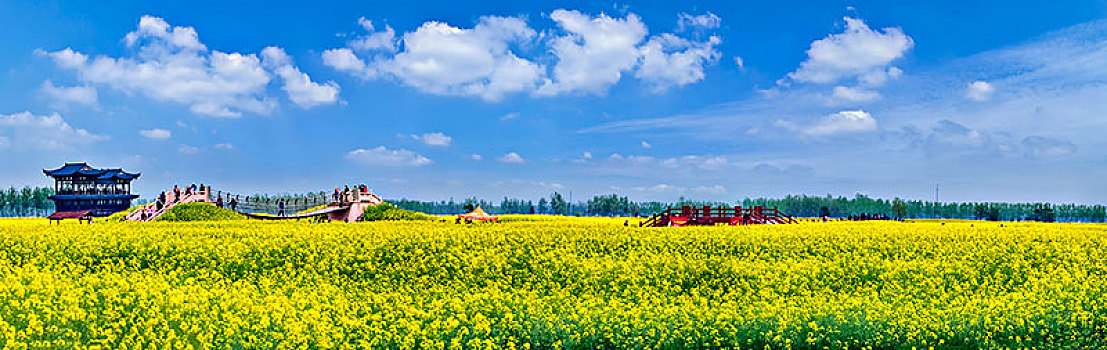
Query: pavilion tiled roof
[[44, 162, 140, 180]]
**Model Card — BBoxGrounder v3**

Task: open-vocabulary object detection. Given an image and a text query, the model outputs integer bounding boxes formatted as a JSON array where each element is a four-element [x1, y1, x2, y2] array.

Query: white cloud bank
[[497, 152, 525, 163], [260, 47, 340, 108], [631, 183, 727, 196], [178, 144, 199, 154], [39, 80, 98, 107], [139, 128, 171, 140], [773, 110, 878, 136], [831, 85, 881, 103], [346, 146, 432, 166], [325, 16, 543, 101], [410, 132, 452, 146], [41, 15, 338, 117], [325, 9, 722, 100], [0, 111, 107, 151], [677, 12, 721, 32], [788, 17, 913, 86], [965, 80, 994, 101]]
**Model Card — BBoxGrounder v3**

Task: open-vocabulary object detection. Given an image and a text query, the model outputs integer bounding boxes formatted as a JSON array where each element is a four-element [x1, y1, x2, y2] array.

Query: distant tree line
[[740, 194, 1106, 222], [389, 192, 1107, 223], [4, 185, 1104, 222], [388, 193, 729, 217], [0, 187, 55, 217]]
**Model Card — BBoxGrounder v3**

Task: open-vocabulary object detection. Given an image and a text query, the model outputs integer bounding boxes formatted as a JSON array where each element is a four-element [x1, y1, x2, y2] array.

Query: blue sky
[[1, 0, 1105, 203]]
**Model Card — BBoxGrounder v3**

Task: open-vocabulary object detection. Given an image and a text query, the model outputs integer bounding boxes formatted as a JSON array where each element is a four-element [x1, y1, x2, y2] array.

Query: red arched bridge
[[641, 205, 796, 227]]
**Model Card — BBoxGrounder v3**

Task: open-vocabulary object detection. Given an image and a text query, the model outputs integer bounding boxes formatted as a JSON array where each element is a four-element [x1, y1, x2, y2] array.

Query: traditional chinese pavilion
[[44, 163, 140, 217]]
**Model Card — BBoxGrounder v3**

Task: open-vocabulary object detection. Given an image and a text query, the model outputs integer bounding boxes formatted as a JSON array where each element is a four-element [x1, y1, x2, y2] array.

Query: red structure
[[47, 210, 93, 224], [640, 205, 796, 227]]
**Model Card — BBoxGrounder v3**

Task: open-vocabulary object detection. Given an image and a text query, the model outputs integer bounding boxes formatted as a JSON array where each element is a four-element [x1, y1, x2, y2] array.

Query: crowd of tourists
[[333, 184, 370, 204], [135, 184, 208, 221]]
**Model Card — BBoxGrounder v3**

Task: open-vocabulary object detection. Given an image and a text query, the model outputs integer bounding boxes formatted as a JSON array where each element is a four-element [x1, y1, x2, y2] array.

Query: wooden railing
[[640, 205, 796, 227]]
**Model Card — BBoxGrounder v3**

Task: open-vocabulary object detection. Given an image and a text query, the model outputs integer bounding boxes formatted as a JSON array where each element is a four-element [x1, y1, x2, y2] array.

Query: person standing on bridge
[[278, 199, 286, 217]]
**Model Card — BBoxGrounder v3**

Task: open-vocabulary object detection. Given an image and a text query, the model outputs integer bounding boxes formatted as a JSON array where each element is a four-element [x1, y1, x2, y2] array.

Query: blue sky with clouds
[[1, 0, 1105, 203]]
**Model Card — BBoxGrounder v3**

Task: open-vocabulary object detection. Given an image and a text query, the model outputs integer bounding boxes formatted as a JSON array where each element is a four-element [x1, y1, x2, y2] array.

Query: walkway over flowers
[[125, 186, 383, 222]]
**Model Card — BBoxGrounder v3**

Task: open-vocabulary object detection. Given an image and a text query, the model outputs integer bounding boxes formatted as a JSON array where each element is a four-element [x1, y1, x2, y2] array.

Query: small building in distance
[[44, 162, 140, 217]]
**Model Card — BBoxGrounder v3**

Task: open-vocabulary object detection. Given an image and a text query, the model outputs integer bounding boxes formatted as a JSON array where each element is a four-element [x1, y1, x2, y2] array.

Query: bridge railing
[[132, 185, 380, 218], [208, 189, 332, 215], [640, 205, 796, 226]]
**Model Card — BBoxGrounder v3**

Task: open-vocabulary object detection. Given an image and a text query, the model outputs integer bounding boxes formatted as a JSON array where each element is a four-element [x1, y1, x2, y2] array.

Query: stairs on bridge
[[125, 189, 212, 222]]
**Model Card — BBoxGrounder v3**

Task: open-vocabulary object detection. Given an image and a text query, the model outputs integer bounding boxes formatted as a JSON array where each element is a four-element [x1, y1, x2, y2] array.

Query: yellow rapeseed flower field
[[0, 217, 1104, 349]]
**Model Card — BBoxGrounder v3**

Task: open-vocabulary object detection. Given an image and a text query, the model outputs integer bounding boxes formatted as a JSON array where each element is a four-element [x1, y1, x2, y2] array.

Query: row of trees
[[389, 193, 726, 217], [389, 197, 562, 215], [742, 194, 1106, 222], [3, 185, 1104, 222], [389, 192, 1107, 222], [0, 187, 55, 217]]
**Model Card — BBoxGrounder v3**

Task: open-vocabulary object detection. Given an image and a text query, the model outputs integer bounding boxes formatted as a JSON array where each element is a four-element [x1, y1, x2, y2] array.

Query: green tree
[[537, 198, 548, 214], [550, 192, 568, 215], [1028, 203, 1056, 222], [463, 198, 478, 213], [891, 198, 907, 220]]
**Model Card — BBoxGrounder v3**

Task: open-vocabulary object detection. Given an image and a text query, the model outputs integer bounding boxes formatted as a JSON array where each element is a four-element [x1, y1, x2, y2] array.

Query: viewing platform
[[44, 162, 140, 217]]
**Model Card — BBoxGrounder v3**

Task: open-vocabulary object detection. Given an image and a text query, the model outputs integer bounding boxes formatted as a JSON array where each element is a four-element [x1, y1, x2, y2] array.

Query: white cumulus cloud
[[261, 47, 340, 108], [539, 10, 722, 95], [350, 17, 398, 52], [536, 10, 648, 95], [497, 152, 525, 163], [327, 9, 722, 100], [346, 145, 432, 166], [788, 17, 913, 86], [677, 12, 721, 32], [410, 132, 452, 146], [0, 111, 107, 150], [803, 110, 878, 135], [41, 15, 337, 117], [327, 16, 543, 101], [178, 144, 199, 154], [831, 85, 881, 103], [39, 80, 98, 107], [635, 33, 722, 92], [965, 80, 995, 101], [139, 128, 171, 140], [321, 48, 377, 79]]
